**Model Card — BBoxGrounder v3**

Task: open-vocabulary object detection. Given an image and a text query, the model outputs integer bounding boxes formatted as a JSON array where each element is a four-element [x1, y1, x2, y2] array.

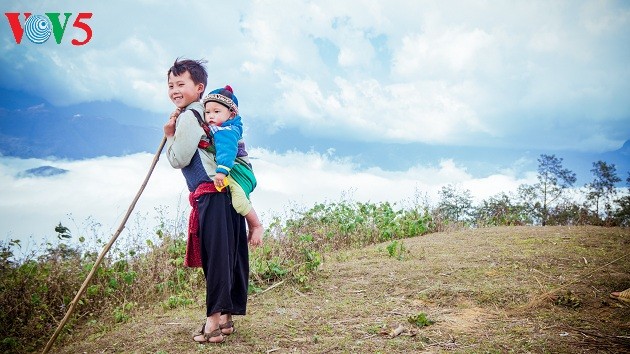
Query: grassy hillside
[[52, 226, 630, 353]]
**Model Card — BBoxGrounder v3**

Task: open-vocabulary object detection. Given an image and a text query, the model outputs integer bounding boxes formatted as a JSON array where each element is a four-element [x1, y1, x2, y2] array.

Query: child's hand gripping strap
[[216, 177, 230, 192]]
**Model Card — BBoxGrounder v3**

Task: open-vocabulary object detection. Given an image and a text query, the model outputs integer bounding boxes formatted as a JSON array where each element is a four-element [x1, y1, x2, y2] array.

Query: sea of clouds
[[0, 148, 536, 256]]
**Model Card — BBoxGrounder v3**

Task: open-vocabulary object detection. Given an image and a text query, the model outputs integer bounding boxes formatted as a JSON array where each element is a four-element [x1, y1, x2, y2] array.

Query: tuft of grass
[[162, 295, 194, 310], [554, 291, 582, 309], [386, 240, 407, 260], [407, 312, 435, 327]]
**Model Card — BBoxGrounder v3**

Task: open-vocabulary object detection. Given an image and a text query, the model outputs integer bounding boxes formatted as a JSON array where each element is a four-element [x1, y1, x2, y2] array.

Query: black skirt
[[197, 192, 249, 316]]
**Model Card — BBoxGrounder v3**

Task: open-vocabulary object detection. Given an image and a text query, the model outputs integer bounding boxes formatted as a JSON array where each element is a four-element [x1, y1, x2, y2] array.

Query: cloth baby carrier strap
[[185, 107, 214, 153], [187, 107, 206, 127]]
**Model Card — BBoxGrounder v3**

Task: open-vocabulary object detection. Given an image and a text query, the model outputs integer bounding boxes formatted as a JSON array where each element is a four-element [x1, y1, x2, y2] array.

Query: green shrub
[[246, 200, 434, 294], [0, 213, 198, 353]]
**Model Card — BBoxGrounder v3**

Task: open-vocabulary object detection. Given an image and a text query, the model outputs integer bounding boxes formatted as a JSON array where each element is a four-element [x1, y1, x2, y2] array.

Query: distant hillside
[[17, 166, 68, 178], [0, 88, 164, 127], [0, 89, 164, 159]]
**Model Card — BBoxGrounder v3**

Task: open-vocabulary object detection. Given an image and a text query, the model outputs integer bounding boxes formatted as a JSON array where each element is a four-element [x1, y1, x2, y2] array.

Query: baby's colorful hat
[[203, 85, 238, 115]]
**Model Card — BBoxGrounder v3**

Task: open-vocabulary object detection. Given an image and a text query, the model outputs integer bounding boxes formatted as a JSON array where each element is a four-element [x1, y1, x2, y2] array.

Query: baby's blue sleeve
[[212, 125, 241, 175]]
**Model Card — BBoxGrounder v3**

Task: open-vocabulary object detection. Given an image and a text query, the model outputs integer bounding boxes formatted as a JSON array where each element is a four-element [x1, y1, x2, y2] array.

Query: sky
[[1, 1, 629, 248]]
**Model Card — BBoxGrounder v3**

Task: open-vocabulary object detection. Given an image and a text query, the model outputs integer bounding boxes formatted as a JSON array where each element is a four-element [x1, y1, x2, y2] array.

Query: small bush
[[0, 212, 198, 353]]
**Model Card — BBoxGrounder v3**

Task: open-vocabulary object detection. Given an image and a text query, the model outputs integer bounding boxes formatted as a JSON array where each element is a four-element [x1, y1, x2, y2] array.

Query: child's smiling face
[[204, 101, 234, 126], [168, 71, 204, 109]]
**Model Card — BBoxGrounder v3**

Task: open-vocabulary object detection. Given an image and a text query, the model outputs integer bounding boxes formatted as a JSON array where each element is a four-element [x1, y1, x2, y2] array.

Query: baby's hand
[[163, 108, 181, 137], [214, 172, 227, 190]]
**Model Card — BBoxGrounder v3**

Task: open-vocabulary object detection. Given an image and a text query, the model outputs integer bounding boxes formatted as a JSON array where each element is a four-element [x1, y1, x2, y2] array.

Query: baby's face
[[204, 101, 233, 126]]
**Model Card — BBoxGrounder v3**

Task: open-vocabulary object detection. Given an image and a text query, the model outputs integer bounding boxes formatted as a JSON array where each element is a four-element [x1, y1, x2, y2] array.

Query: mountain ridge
[[0, 89, 163, 159]]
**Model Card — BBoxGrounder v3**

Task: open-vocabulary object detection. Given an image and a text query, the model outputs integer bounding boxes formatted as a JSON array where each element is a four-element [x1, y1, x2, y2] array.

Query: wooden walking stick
[[42, 136, 168, 354]]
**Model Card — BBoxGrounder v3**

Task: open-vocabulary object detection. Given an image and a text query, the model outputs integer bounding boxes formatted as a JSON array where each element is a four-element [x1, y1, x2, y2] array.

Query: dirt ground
[[53, 226, 630, 353]]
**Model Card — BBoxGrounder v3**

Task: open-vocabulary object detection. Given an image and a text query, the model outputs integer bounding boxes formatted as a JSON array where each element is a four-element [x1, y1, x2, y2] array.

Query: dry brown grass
[[53, 226, 630, 353]]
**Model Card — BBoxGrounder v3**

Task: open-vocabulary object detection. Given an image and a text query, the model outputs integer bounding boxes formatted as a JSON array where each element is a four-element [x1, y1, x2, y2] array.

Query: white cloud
[[272, 74, 490, 143], [580, 1, 630, 35], [392, 27, 495, 77], [0, 0, 628, 152]]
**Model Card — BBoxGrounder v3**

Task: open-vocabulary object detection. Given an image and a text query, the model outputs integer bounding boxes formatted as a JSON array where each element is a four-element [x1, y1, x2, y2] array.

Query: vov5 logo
[[5, 12, 93, 45]]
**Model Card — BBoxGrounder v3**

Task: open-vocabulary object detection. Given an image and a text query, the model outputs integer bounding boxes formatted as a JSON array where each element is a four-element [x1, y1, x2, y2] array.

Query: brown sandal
[[611, 288, 630, 303], [196, 323, 206, 335], [193, 324, 225, 344], [219, 320, 236, 335], [204, 328, 225, 344]]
